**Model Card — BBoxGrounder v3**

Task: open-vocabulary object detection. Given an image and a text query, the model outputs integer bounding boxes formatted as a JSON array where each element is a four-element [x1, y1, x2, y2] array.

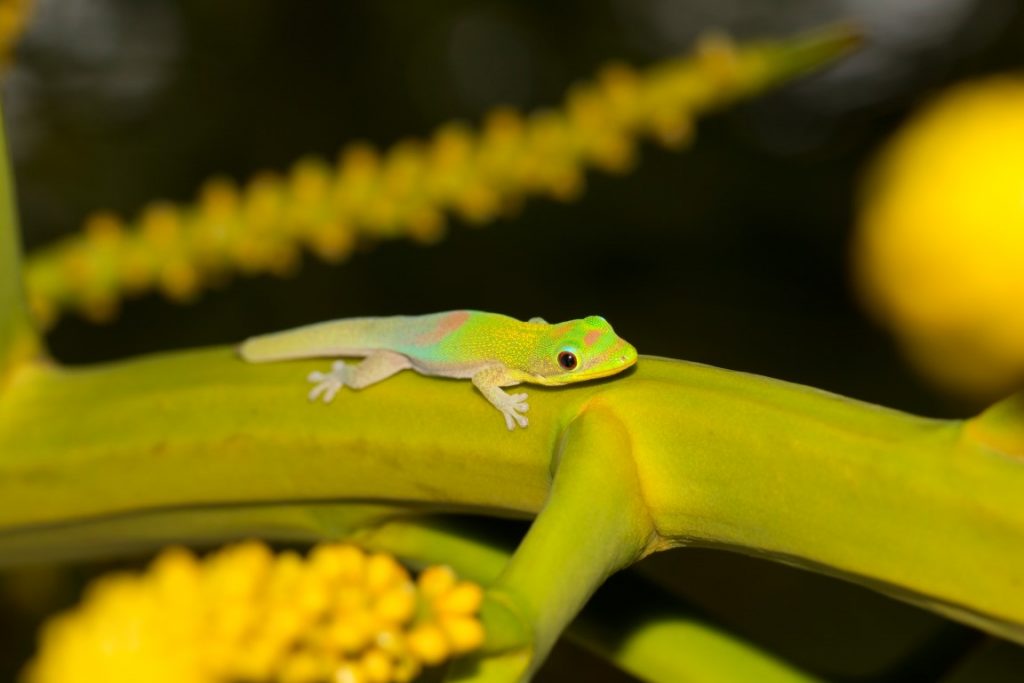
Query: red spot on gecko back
[[416, 310, 471, 345], [584, 329, 602, 347]]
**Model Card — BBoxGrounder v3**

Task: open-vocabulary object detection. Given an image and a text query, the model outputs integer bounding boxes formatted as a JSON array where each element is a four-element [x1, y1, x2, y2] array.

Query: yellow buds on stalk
[[854, 76, 1024, 396], [23, 26, 859, 328], [23, 541, 485, 683]]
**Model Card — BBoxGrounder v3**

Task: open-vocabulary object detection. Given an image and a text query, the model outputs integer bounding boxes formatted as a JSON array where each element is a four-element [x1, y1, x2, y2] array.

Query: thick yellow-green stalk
[[1, 349, 1023, 678]]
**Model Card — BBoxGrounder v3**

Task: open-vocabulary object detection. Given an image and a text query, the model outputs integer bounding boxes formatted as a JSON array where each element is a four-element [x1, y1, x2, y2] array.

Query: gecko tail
[[237, 333, 310, 362], [237, 324, 340, 362], [237, 318, 383, 362], [236, 337, 277, 362]]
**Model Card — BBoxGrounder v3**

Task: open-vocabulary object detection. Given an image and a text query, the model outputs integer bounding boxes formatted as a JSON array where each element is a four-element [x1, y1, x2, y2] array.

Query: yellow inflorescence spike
[[23, 26, 858, 328], [23, 541, 486, 683]]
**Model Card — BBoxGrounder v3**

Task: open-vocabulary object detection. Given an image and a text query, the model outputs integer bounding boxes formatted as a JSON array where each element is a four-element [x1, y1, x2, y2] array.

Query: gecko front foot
[[497, 392, 530, 431], [307, 361, 348, 402]]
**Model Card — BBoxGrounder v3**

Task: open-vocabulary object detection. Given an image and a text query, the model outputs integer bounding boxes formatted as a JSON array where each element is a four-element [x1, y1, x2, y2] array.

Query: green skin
[[239, 311, 639, 430]]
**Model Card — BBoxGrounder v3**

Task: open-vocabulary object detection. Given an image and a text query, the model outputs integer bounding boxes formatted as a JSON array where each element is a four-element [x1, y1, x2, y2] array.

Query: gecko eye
[[557, 350, 578, 371]]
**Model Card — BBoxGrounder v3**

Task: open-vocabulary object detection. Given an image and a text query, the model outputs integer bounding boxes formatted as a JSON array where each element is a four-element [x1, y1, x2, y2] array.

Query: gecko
[[238, 311, 638, 430]]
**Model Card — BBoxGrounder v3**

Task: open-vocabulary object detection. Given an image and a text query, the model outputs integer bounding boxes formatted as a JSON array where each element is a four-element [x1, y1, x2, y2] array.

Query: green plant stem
[[356, 513, 821, 683], [449, 406, 655, 680], [568, 571, 824, 683], [0, 101, 41, 383], [1, 350, 1022, 651]]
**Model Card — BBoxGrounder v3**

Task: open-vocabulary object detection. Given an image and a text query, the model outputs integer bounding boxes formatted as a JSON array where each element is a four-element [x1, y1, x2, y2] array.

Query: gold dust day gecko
[[239, 311, 638, 430]]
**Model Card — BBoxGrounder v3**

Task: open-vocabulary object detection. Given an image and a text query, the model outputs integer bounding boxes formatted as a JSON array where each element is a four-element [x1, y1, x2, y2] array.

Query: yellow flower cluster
[[24, 541, 485, 683], [23, 27, 857, 327], [0, 0, 32, 72], [854, 75, 1024, 396]]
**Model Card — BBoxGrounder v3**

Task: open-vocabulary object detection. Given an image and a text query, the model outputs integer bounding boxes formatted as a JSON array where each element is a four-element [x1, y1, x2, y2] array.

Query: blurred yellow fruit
[[855, 75, 1024, 396]]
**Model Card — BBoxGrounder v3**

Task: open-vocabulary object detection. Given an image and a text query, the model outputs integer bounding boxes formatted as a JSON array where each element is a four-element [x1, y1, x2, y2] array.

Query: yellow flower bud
[[416, 565, 456, 599], [433, 581, 484, 616], [406, 622, 450, 665], [365, 553, 407, 594], [84, 212, 124, 244], [439, 614, 486, 654], [359, 647, 395, 683], [372, 582, 417, 625], [140, 202, 181, 245]]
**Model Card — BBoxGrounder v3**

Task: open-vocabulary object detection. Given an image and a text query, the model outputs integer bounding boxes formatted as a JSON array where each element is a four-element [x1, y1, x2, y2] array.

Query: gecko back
[[237, 311, 514, 362]]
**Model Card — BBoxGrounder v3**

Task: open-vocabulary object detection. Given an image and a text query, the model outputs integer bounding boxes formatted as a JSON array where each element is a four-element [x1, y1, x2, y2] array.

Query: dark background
[[4, 0, 1024, 680]]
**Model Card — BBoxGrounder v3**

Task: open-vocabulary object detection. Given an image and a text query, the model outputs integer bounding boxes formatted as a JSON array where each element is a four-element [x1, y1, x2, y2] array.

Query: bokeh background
[[3, 0, 1024, 680]]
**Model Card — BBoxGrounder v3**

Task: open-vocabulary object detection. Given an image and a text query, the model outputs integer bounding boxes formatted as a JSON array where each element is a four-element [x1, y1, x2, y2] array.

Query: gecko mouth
[[568, 341, 638, 383], [578, 359, 636, 381]]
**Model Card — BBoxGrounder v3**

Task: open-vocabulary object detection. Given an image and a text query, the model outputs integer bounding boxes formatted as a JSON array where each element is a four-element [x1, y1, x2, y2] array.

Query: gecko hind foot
[[307, 360, 348, 402]]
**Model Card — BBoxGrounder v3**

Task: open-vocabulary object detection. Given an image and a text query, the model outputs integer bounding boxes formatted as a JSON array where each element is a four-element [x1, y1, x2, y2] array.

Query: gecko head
[[531, 315, 637, 385]]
